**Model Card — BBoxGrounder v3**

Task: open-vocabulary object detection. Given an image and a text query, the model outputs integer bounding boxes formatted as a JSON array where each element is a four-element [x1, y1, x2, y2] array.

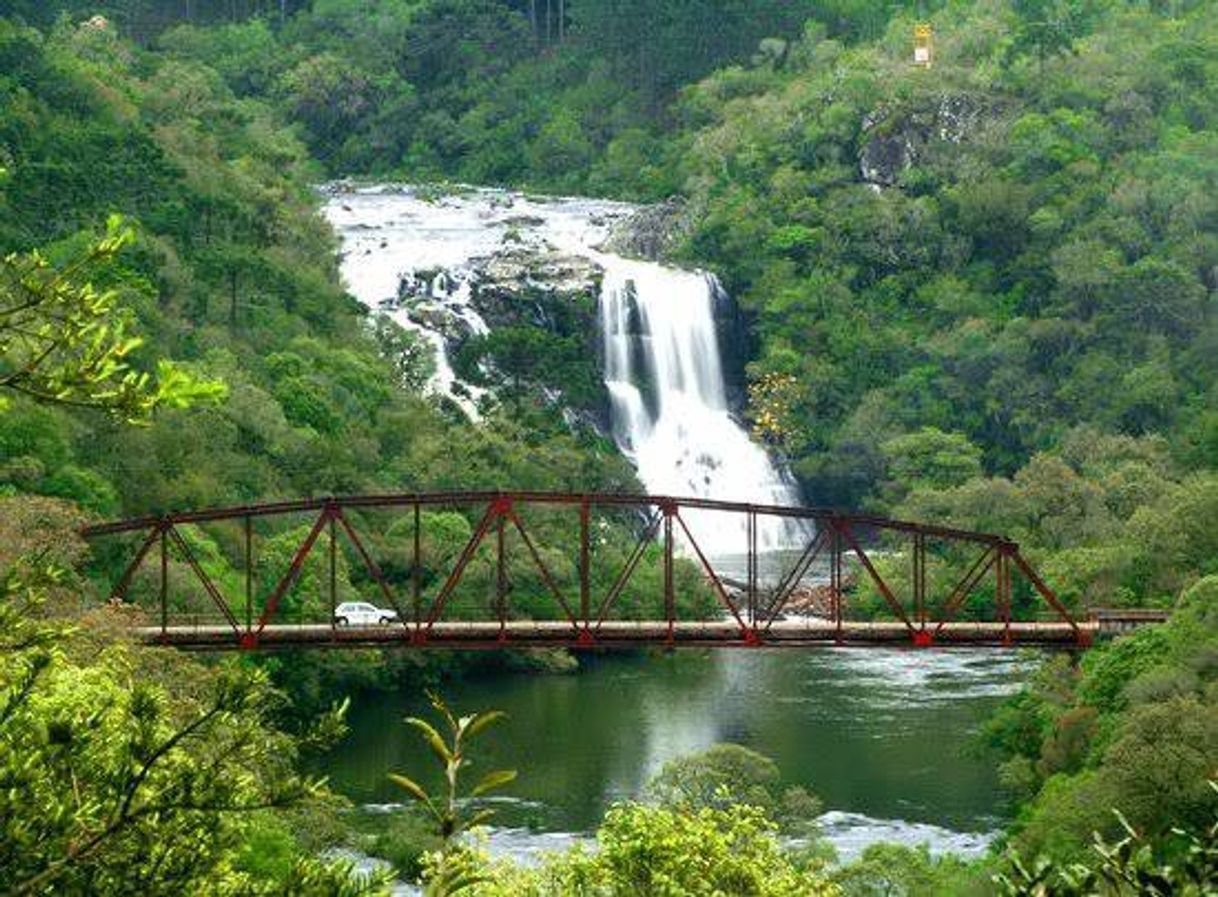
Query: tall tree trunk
[[545, 0, 552, 43], [529, 0, 537, 41]]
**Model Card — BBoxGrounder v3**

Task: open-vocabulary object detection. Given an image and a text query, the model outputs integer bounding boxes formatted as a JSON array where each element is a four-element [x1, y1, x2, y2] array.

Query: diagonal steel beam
[[932, 545, 998, 636], [1011, 548, 1081, 636], [761, 528, 828, 630], [255, 506, 332, 637], [166, 525, 241, 633], [507, 509, 582, 635], [106, 524, 161, 602], [421, 500, 500, 633], [594, 510, 663, 630], [674, 511, 754, 643], [838, 522, 915, 632], [334, 508, 406, 625]]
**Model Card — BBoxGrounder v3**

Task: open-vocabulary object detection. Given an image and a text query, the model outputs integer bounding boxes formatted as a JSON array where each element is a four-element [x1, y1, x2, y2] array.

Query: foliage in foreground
[[997, 790, 1218, 896], [380, 697, 840, 897], [0, 508, 383, 895], [978, 575, 1218, 863], [391, 693, 517, 842], [434, 803, 840, 897], [0, 214, 223, 422]]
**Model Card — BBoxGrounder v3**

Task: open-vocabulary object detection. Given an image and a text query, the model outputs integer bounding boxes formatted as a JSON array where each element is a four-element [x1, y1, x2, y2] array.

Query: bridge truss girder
[[83, 491, 1088, 650]]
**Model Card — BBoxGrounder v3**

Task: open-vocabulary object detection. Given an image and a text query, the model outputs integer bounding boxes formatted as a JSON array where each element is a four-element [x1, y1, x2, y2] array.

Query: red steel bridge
[[82, 491, 1123, 651]]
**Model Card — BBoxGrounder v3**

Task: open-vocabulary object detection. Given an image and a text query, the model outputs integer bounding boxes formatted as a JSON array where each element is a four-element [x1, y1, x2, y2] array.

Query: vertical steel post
[[664, 504, 674, 645], [244, 514, 253, 633], [329, 512, 337, 629], [999, 546, 1012, 646], [412, 501, 422, 631], [159, 522, 168, 637], [831, 520, 843, 644], [496, 509, 507, 639], [579, 499, 590, 627], [912, 531, 934, 646], [747, 510, 757, 626]]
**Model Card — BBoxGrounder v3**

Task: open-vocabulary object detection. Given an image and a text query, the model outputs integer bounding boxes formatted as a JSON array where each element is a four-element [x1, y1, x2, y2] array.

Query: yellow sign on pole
[[914, 23, 933, 68]]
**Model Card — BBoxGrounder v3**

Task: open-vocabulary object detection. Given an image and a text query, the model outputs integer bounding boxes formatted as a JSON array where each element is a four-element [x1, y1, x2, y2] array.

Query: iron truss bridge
[[82, 492, 1158, 651]]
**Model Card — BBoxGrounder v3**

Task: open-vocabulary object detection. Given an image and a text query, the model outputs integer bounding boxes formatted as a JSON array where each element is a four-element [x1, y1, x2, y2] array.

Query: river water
[[325, 647, 1028, 864]]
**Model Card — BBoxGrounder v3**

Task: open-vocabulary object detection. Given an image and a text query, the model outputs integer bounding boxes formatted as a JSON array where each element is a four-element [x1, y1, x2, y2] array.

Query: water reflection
[[322, 648, 1032, 856]]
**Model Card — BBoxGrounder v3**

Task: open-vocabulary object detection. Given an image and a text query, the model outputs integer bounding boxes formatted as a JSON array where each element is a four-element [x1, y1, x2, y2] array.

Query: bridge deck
[[135, 619, 1097, 650]]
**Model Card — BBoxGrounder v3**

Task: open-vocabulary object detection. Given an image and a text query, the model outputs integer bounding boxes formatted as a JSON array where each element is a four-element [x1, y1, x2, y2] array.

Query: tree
[[0, 217, 223, 421], [643, 742, 824, 838], [0, 501, 378, 895], [1009, 0, 1091, 68], [389, 693, 517, 897], [463, 802, 840, 896], [881, 427, 983, 496], [997, 786, 1218, 896]]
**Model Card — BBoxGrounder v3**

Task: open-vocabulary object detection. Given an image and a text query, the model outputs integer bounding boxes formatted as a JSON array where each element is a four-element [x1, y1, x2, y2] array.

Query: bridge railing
[[81, 491, 1087, 649]]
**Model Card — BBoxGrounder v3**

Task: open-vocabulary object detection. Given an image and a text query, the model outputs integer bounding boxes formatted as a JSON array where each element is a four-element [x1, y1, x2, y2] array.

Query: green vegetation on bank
[[0, 11, 721, 715], [3, 0, 1218, 894]]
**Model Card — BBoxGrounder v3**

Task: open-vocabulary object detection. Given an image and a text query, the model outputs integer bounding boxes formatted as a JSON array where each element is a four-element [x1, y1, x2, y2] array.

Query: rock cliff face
[[362, 187, 757, 430], [859, 94, 986, 187], [708, 276, 752, 413]]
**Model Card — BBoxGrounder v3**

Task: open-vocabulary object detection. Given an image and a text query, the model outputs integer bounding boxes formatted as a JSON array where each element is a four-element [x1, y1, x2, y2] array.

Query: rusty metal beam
[[82, 491, 1083, 652]]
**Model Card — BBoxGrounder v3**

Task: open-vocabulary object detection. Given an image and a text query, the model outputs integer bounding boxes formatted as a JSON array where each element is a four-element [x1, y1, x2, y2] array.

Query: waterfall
[[597, 256, 802, 553], [323, 185, 803, 554]]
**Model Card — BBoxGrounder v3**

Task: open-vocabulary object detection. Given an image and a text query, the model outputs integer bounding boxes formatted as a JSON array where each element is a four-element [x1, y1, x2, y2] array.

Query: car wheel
[[335, 617, 349, 627], [379, 616, 392, 626]]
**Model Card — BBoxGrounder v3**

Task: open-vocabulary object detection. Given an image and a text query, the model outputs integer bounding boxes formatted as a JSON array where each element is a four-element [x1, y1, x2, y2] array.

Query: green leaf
[[388, 772, 432, 804], [463, 710, 507, 741], [461, 808, 495, 832], [406, 716, 452, 765], [427, 691, 459, 732], [469, 768, 517, 797]]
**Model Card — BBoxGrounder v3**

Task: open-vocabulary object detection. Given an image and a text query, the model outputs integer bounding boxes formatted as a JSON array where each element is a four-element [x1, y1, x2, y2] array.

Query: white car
[[334, 601, 398, 627]]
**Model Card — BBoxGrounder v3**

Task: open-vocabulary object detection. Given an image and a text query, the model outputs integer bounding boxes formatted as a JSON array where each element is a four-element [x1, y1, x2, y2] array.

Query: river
[[323, 646, 1029, 865]]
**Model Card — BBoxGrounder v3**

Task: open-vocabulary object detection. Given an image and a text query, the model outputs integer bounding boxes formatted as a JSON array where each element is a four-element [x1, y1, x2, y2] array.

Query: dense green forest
[[2, 0, 1217, 893]]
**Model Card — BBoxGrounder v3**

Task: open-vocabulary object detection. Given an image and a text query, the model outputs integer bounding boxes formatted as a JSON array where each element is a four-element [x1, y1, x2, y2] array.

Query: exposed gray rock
[[859, 94, 986, 188], [469, 248, 603, 331], [603, 198, 689, 260], [407, 303, 478, 345], [708, 276, 752, 411], [860, 131, 916, 187]]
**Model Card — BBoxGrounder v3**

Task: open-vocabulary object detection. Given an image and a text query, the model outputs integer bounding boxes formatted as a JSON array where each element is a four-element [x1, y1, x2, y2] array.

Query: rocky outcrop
[[468, 248, 602, 331], [859, 94, 986, 188], [603, 198, 689, 261]]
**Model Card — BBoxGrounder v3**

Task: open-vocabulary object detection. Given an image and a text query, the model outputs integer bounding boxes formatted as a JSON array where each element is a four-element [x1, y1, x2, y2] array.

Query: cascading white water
[[323, 185, 803, 553], [596, 257, 802, 553]]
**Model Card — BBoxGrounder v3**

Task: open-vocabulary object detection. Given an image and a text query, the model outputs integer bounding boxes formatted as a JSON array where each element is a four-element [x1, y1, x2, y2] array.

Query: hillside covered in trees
[[2, 0, 1218, 894]]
